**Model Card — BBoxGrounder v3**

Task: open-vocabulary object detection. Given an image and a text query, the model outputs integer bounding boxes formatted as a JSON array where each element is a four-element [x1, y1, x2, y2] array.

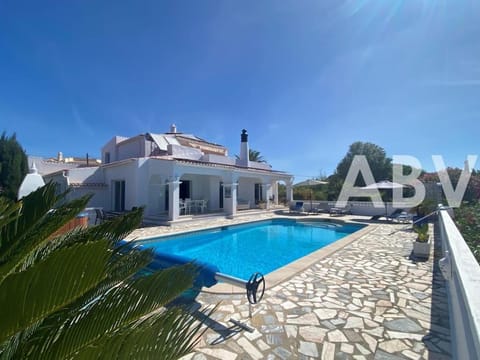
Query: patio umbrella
[[293, 179, 328, 213], [361, 180, 405, 218]]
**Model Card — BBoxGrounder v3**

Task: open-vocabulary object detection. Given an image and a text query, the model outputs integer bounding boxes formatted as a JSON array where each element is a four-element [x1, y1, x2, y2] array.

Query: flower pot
[[413, 240, 430, 259]]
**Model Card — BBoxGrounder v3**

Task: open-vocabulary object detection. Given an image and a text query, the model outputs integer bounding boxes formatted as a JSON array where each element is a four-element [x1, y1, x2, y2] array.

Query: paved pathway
[[180, 222, 451, 359]]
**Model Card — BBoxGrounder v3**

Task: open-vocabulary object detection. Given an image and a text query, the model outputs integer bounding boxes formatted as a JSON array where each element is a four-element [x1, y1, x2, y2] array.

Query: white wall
[[147, 175, 167, 215], [179, 174, 225, 212], [117, 137, 147, 161], [103, 161, 138, 211], [67, 187, 107, 208], [208, 176, 223, 211], [438, 208, 480, 360], [101, 136, 126, 163], [202, 154, 236, 166], [180, 174, 210, 200], [293, 200, 414, 215], [66, 167, 101, 183], [44, 169, 107, 209], [145, 159, 175, 216], [238, 177, 260, 204]]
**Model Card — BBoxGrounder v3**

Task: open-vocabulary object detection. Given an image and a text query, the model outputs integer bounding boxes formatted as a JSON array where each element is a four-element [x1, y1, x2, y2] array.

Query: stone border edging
[[201, 223, 377, 295]]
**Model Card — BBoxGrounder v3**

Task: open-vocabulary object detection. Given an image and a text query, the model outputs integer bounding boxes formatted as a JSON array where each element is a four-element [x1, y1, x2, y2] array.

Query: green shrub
[[455, 202, 480, 263], [413, 223, 429, 242]]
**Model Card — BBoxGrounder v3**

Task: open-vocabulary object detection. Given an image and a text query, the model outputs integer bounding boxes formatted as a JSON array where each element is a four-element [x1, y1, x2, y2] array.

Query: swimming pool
[[138, 219, 365, 281]]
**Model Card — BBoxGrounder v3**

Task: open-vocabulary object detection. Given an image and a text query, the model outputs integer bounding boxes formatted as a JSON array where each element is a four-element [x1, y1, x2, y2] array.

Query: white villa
[[44, 126, 293, 222]]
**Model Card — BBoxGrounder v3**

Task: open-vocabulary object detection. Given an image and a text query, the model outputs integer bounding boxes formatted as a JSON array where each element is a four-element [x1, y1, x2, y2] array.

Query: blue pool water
[[138, 219, 364, 281]]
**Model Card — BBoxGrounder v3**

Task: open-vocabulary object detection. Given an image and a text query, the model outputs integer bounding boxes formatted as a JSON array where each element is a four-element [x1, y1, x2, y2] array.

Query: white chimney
[[58, 151, 63, 162], [170, 124, 177, 133], [239, 129, 250, 167]]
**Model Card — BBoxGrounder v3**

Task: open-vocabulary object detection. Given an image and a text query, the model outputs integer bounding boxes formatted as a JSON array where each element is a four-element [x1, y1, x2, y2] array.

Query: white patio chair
[[179, 200, 186, 215], [199, 200, 208, 213]]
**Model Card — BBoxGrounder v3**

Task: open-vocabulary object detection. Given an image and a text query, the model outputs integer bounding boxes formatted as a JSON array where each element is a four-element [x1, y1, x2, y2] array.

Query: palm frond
[[74, 305, 216, 360], [0, 183, 60, 250], [0, 188, 212, 360], [0, 319, 43, 360], [86, 207, 144, 244], [0, 194, 92, 280], [22, 264, 198, 359], [0, 199, 21, 238], [0, 240, 110, 345], [19, 208, 145, 276]]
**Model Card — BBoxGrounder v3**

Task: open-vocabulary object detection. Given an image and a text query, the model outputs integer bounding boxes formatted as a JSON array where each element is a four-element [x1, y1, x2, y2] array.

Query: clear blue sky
[[1, 0, 479, 179]]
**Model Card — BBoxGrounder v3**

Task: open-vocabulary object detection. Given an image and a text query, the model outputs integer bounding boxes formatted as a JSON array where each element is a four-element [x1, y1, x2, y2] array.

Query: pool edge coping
[[126, 215, 362, 242], [200, 222, 378, 295]]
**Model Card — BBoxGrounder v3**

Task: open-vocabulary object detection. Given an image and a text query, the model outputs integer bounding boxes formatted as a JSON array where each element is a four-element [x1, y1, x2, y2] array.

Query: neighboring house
[[28, 153, 101, 176], [17, 163, 45, 200], [44, 125, 294, 222]]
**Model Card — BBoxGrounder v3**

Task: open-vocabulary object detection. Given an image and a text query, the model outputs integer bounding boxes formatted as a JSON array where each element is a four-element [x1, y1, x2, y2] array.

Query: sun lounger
[[329, 204, 352, 216], [387, 209, 411, 223], [289, 201, 305, 214]]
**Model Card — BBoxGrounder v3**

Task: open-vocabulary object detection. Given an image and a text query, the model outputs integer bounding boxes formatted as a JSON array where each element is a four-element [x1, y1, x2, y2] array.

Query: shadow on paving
[[169, 295, 248, 347]]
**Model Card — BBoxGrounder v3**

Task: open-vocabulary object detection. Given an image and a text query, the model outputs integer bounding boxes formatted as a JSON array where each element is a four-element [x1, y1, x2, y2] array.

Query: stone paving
[[128, 213, 452, 359], [183, 222, 451, 359]]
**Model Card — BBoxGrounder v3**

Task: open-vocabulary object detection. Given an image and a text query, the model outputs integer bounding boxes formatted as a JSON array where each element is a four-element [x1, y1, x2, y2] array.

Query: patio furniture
[[313, 206, 328, 214], [237, 199, 250, 210], [289, 201, 305, 214], [191, 199, 206, 214], [198, 199, 208, 213], [329, 204, 352, 216], [387, 209, 411, 223], [293, 179, 328, 214], [94, 208, 107, 224], [179, 200, 187, 215], [95, 208, 122, 223], [361, 180, 406, 218]]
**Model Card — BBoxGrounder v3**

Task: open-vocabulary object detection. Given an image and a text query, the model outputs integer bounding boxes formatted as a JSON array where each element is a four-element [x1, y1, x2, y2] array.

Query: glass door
[[219, 182, 224, 209], [113, 180, 125, 211], [255, 183, 263, 204]]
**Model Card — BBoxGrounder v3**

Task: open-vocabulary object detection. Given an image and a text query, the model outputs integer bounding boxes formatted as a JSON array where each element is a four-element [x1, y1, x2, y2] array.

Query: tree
[[236, 149, 267, 163], [335, 142, 392, 183], [421, 168, 480, 204], [0, 132, 28, 201], [327, 142, 392, 200], [0, 183, 210, 359], [248, 149, 266, 163]]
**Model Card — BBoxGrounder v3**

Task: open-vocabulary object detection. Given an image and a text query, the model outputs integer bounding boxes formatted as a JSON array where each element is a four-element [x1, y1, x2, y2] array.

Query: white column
[[168, 177, 182, 221], [286, 179, 294, 204], [265, 183, 272, 209], [223, 181, 238, 219], [273, 182, 279, 205]]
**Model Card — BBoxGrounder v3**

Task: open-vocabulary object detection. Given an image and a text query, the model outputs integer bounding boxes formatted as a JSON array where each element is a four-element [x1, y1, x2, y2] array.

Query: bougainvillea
[[455, 203, 480, 264]]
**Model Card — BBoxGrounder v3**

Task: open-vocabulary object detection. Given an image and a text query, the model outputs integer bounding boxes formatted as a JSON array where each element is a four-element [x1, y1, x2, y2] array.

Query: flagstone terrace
[[182, 221, 450, 359], [129, 212, 458, 359]]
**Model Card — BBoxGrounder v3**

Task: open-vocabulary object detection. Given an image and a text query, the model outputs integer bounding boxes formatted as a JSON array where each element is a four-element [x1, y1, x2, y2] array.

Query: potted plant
[[412, 223, 430, 259], [412, 199, 436, 225], [257, 200, 266, 209]]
